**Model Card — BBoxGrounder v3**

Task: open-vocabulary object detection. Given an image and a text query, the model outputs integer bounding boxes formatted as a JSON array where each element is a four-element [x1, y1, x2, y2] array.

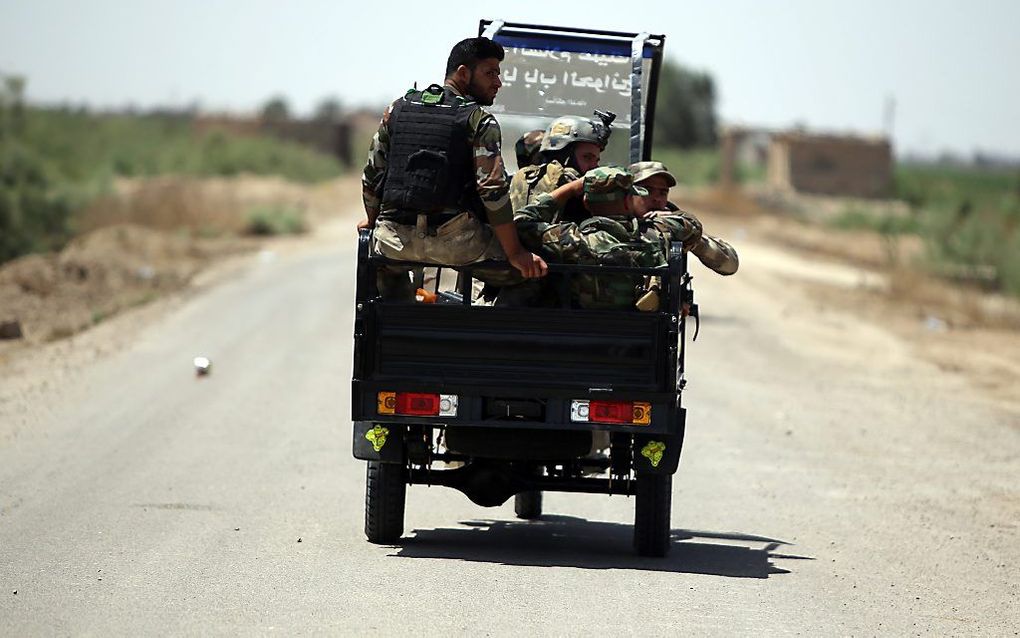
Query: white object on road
[[193, 356, 212, 376]]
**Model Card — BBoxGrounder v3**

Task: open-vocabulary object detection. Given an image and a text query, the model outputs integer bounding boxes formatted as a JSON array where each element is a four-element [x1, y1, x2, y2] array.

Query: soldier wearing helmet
[[500, 163, 738, 308], [539, 113, 610, 173], [508, 111, 615, 219]]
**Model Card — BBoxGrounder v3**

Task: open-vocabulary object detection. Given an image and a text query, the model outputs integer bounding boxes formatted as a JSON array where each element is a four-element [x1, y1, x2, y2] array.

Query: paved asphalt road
[[1, 226, 1017, 636]]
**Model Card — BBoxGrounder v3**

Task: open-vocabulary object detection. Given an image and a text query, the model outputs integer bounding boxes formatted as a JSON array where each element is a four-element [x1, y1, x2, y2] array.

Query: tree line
[[653, 59, 718, 149]]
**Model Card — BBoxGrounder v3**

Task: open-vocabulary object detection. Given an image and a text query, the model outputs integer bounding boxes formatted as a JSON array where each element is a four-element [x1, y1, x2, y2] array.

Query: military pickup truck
[[351, 21, 694, 557]]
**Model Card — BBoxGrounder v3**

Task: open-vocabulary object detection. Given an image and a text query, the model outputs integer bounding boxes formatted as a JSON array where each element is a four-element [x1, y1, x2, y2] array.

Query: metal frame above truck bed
[[478, 19, 665, 165]]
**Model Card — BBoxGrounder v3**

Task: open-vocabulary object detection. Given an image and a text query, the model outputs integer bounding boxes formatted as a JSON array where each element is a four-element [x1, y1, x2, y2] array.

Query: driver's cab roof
[[478, 20, 665, 171]]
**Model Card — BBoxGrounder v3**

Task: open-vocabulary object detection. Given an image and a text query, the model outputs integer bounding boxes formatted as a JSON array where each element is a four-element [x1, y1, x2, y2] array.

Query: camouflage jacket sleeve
[[361, 101, 396, 220], [691, 234, 740, 275], [508, 169, 530, 213], [651, 209, 739, 276], [514, 192, 562, 226], [513, 194, 594, 262], [469, 109, 513, 226]]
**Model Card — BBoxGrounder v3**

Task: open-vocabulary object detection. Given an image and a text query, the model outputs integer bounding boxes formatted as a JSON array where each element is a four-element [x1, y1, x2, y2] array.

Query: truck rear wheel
[[633, 472, 672, 557], [364, 461, 406, 544]]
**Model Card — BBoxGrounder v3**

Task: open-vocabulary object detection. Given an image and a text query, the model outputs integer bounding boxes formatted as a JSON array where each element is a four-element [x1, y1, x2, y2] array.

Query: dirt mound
[[675, 185, 1020, 411], [0, 224, 247, 343], [79, 174, 358, 235], [0, 174, 362, 347], [678, 187, 1020, 328]]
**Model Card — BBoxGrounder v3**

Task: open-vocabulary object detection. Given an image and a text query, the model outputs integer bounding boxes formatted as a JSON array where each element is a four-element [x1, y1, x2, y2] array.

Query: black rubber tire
[[364, 461, 406, 544], [514, 490, 543, 520], [633, 472, 672, 557]]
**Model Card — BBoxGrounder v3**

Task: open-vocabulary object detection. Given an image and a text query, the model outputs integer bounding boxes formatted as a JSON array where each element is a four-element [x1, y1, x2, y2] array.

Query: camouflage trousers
[[372, 213, 522, 300]]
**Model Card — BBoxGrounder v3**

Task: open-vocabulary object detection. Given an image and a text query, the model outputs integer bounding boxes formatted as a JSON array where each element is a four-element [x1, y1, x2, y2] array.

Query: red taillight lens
[[571, 400, 651, 425], [377, 392, 458, 417], [395, 392, 441, 416], [589, 400, 634, 424]]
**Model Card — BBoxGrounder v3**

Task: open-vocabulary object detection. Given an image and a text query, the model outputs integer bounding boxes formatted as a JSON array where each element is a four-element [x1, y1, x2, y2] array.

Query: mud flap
[[632, 408, 685, 475], [353, 421, 406, 464]]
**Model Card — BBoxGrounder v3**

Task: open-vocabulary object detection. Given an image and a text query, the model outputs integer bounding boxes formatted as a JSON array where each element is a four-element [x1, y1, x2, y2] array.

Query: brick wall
[[768, 133, 893, 198]]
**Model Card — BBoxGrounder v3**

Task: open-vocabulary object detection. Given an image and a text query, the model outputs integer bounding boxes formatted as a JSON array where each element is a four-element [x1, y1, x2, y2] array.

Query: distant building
[[767, 132, 893, 199]]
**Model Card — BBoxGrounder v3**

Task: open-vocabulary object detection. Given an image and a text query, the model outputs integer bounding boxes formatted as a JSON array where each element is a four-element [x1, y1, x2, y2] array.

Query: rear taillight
[[377, 392, 457, 417], [570, 400, 650, 425]]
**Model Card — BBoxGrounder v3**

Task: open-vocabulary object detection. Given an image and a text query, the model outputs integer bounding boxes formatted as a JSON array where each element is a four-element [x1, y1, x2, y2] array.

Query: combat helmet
[[540, 110, 616, 153]]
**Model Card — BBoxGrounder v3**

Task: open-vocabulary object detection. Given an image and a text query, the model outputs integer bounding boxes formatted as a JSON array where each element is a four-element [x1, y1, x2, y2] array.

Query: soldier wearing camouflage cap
[[583, 166, 647, 196], [627, 161, 739, 276], [499, 166, 701, 308], [508, 111, 615, 217], [630, 160, 677, 186]]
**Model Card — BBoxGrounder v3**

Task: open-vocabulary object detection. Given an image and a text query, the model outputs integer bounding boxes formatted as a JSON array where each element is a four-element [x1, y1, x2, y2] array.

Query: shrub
[[0, 101, 345, 264], [0, 141, 74, 262], [650, 147, 721, 187], [897, 165, 1020, 295], [831, 206, 920, 235], [245, 204, 307, 236]]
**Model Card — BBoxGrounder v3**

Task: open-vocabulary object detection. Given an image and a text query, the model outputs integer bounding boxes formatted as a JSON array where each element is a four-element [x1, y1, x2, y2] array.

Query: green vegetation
[[0, 139, 77, 260], [20, 108, 342, 185], [245, 204, 307, 236], [652, 147, 719, 186], [827, 163, 1020, 296], [895, 164, 1020, 295], [652, 146, 765, 187], [1, 77, 76, 260], [1, 75, 343, 263], [830, 206, 920, 235], [650, 147, 765, 188], [653, 60, 717, 149], [894, 164, 1017, 213]]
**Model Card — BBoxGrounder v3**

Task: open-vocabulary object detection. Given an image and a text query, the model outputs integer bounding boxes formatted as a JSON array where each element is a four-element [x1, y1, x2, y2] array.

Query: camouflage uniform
[[664, 203, 740, 275], [509, 160, 581, 212], [508, 113, 612, 221], [628, 161, 739, 277], [362, 84, 516, 299], [507, 167, 729, 309]]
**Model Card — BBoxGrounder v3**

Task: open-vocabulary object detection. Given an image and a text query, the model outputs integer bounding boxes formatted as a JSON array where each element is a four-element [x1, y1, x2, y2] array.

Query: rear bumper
[[351, 408, 685, 476], [351, 381, 681, 435]]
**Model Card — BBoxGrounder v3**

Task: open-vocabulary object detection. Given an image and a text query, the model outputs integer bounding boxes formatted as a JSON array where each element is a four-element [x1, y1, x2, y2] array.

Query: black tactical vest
[[381, 85, 481, 216]]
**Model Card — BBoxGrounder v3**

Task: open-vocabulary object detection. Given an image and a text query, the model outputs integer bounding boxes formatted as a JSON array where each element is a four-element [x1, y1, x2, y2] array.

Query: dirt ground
[[2, 173, 1016, 635], [1, 175, 1017, 416], [677, 187, 1020, 415], [0, 175, 360, 351]]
